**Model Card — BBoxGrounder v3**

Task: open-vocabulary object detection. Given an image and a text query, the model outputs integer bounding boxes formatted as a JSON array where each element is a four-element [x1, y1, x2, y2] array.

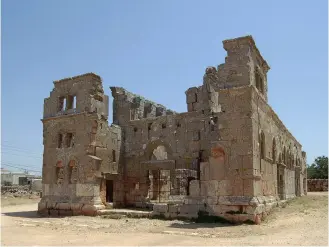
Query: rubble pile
[[1, 185, 40, 198]]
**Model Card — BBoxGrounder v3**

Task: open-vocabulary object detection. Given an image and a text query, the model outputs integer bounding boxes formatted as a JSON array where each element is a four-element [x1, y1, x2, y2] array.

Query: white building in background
[[1, 168, 41, 185]]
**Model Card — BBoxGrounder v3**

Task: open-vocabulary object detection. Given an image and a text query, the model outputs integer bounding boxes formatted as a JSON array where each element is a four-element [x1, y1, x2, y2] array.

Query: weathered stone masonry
[[38, 35, 307, 223]]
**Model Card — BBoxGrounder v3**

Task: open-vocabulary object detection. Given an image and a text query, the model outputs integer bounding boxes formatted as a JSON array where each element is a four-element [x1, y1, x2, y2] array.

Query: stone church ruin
[[38, 35, 308, 224]]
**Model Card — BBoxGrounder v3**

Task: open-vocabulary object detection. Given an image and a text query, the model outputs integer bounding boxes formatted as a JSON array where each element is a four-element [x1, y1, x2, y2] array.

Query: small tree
[[307, 156, 328, 179]]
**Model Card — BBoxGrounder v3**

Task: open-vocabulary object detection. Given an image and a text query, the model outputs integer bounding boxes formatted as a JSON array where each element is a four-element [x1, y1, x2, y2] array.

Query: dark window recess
[[66, 95, 76, 110], [162, 123, 166, 129], [260, 132, 265, 159], [112, 150, 116, 162], [133, 127, 138, 132], [130, 109, 135, 120], [58, 134, 63, 148], [210, 117, 218, 131], [68, 166, 73, 184], [58, 97, 66, 112], [176, 122, 181, 128], [148, 123, 152, 131], [65, 133, 73, 147]]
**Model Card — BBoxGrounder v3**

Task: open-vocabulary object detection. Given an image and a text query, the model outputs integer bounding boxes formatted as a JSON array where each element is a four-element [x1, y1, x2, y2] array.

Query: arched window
[[260, 131, 265, 159], [283, 146, 286, 164], [68, 159, 78, 184], [56, 161, 64, 184], [255, 70, 264, 94], [278, 152, 282, 163], [272, 138, 276, 163]]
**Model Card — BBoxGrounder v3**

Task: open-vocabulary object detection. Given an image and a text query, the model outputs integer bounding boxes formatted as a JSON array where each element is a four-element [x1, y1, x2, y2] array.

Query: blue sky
[[1, 0, 328, 174]]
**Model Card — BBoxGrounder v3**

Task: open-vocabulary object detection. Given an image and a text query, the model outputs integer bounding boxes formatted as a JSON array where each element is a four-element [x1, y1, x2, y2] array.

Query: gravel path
[[1, 192, 328, 246]]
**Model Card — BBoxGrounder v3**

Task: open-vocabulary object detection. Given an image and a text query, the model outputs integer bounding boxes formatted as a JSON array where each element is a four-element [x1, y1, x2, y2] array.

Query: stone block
[[209, 157, 225, 180], [232, 179, 244, 196], [245, 205, 256, 215], [189, 180, 200, 197], [43, 184, 50, 196], [49, 209, 59, 217], [57, 203, 70, 210], [206, 196, 218, 205], [177, 213, 198, 219], [38, 201, 47, 211], [217, 180, 232, 196], [243, 179, 254, 196], [187, 103, 194, 112], [81, 205, 99, 216], [184, 196, 205, 205], [38, 209, 49, 216], [186, 92, 197, 104], [168, 204, 180, 213], [249, 197, 259, 206], [168, 195, 185, 203], [189, 141, 200, 152], [207, 204, 240, 215], [59, 210, 73, 217], [72, 210, 83, 216], [256, 196, 266, 204], [153, 204, 168, 213], [76, 184, 96, 197], [217, 196, 230, 205], [200, 162, 209, 181], [179, 204, 201, 215], [70, 203, 83, 211], [253, 204, 265, 214], [208, 180, 219, 197]]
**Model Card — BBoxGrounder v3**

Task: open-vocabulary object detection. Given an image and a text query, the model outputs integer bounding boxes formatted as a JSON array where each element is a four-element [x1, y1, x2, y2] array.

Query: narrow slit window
[[73, 96, 76, 109], [260, 131, 265, 159], [58, 134, 63, 148], [112, 150, 116, 162], [65, 133, 73, 147], [66, 95, 74, 110], [58, 97, 66, 112]]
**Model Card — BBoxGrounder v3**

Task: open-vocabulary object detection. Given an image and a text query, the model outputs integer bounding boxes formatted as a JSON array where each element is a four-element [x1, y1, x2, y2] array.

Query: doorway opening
[[277, 167, 285, 200], [106, 180, 114, 203]]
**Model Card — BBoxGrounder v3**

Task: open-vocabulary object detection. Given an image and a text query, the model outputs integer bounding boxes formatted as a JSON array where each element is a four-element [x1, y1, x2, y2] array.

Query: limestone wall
[[117, 84, 255, 205], [250, 86, 306, 197], [307, 179, 328, 192]]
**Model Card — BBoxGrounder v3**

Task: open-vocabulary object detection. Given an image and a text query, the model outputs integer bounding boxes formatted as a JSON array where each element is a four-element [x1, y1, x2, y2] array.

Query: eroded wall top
[[110, 87, 177, 126], [44, 73, 109, 120]]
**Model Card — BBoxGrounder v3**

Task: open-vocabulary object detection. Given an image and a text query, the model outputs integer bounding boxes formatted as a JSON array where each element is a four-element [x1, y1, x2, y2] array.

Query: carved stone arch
[[55, 160, 64, 185], [143, 139, 173, 161], [68, 156, 79, 184]]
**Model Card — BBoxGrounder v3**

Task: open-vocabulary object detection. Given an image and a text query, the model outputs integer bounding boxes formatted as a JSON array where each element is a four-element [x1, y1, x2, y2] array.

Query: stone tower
[[38, 73, 122, 216]]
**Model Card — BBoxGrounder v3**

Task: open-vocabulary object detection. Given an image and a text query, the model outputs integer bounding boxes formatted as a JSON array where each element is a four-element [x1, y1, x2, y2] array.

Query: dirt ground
[[1, 192, 328, 246]]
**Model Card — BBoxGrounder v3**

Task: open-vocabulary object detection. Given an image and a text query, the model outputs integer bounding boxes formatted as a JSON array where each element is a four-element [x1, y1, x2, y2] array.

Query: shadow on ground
[[168, 221, 235, 229], [3, 210, 41, 218]]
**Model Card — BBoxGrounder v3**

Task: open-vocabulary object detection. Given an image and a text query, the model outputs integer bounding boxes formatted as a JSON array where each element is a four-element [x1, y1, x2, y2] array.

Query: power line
[[1, 161, 42, 170], [0, 144, 42, 156], [1, 163, 41, 173], [1, 151, 42, 160]]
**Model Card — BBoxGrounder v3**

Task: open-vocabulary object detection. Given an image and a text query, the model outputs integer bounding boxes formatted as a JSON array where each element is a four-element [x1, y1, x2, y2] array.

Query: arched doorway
[[144, 143, 172, 203]]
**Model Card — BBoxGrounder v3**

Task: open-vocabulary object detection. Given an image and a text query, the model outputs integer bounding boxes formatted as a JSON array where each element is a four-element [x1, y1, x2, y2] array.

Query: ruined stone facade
[[38, 35, 307, 223]]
